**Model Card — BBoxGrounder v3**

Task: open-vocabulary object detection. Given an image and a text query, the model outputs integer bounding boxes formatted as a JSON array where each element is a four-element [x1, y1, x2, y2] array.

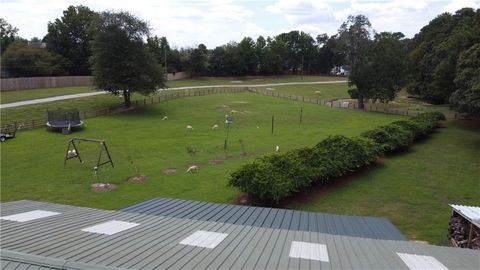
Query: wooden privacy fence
[[247, 88, 464, 120], [1, 87, 248, 131], [0, 76, 93, 91]]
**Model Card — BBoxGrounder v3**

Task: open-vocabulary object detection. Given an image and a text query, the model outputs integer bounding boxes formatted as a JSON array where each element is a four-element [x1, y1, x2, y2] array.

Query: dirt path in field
[[0, 80, 347, 109]]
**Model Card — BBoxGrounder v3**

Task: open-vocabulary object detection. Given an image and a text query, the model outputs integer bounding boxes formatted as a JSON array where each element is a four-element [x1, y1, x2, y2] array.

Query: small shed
[[448, 204, 480, 249]]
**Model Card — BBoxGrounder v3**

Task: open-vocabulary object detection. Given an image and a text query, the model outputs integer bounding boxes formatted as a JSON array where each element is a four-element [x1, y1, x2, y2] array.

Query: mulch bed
[[91, 183, 118, 192], [127, 175, 148, 183]]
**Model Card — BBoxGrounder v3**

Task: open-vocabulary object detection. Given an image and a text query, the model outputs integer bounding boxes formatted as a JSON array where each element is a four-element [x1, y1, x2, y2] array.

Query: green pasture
[[291, 120, 480, 245], [1, 92, 402, 209]]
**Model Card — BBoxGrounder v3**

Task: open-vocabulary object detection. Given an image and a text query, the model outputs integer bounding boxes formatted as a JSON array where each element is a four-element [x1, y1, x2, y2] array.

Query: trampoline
[[47, 108, 84, 134]]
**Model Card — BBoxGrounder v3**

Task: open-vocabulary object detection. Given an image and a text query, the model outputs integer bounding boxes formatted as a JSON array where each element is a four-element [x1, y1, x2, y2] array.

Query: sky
[[1, 0, 479, 48]]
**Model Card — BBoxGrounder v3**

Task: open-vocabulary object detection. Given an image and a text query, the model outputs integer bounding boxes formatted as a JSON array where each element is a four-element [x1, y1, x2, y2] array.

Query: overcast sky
[[1, 0, 479, 48]]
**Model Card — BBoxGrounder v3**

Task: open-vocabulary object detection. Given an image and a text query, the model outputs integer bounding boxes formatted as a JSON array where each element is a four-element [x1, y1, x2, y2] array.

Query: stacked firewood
[[448, 216, 480, 249]]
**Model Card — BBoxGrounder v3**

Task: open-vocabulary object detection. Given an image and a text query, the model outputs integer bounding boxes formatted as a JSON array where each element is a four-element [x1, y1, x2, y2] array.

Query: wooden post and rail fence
[[1, 86, 464, 132]]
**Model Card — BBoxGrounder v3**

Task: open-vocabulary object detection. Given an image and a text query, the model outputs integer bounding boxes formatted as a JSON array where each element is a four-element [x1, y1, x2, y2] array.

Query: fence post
[[271, 115, 275, 135], [32, 119, 35, 128]]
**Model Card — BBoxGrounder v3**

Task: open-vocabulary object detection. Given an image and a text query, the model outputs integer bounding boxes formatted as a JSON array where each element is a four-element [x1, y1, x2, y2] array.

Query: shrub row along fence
[[228, 112, 446, 204], [0, 87, 248, 131], [247, 88, 464, 120]]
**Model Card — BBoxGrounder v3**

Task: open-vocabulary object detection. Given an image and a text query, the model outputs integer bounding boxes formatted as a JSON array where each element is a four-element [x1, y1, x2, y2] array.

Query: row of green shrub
[[229, 112, 445, 203]]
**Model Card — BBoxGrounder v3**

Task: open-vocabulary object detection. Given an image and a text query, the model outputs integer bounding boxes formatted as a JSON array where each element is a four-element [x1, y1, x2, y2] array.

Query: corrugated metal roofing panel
[[120, 198, 409, 241], [1, 200, 479, 270]]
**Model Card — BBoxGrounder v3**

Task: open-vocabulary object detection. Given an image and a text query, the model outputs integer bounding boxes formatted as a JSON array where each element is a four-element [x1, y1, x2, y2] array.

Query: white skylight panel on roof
[[289, 241, 329, 262], [179, 230, 228, 248], [0, 210, 61, 222], [81, 220, 140, 235], [397, 253, 449, 270]]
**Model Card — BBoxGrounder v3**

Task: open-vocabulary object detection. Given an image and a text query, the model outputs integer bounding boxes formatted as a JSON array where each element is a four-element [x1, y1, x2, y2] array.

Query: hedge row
[[229, 112, 445, 203]]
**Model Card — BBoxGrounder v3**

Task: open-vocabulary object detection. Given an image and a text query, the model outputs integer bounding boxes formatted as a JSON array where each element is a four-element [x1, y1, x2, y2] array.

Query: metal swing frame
[[64, 138, 114, 172]]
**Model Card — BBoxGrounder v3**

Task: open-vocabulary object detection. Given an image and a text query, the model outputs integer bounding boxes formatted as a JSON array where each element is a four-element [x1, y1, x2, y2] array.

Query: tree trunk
[[357, 94, 365, 109], [123, 90, 131, 107]]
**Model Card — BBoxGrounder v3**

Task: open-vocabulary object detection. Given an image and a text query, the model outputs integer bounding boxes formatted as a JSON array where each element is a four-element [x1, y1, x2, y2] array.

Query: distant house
[[330, 65, 350, 76], [28, 41, 46, 48]]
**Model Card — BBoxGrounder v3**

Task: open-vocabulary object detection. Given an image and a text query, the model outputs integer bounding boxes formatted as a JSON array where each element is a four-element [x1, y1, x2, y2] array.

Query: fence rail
[[1, 86, 464, 132], [247, 88, 464, 120], [0, 87, 248, 131]]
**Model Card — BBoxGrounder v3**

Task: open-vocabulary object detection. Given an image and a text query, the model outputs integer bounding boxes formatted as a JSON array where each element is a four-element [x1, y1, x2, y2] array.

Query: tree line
[[0, 6, 478, 114]]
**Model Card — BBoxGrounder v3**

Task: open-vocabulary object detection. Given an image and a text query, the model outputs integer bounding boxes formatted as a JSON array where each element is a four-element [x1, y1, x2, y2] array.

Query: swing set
[[64, 138, 114, 173]]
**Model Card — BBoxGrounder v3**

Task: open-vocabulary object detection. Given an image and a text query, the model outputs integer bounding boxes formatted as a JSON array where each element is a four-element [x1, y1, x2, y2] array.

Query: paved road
[[0, 80, 347, 109]]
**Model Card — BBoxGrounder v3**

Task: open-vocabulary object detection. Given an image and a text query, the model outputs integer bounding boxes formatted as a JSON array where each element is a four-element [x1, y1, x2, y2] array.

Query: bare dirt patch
[[162, 168, 177, 175], [91, 183, 118, 192], [128, 175, 148, 183], [209, 159, 224, 165]]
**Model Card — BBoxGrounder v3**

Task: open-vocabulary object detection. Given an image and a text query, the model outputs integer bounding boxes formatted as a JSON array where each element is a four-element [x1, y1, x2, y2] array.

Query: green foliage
[[361, 125, 413, 151], [230, 112, 445, 203], [90, 11, 165, 106], [229, 135, 382, 203], [1, 18, 19, 54], [1, 42, 68, 77], [408, 8, 480, 104], [338, 15, 408, 108], [450, 43, 480, 116], [43, 5, 98, 75]]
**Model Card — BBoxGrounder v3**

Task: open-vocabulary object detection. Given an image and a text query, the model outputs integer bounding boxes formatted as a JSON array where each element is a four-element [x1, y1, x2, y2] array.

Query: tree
[[338, 15, 374, 108], [1, 42, 67, 77], [90, 11, 165, 107], [1, 18, 19, 54], [189, 44, 208, 76], [147, 36, 170, 72], [339, 16, 407, 107], [407, 8, 480, 103], [44, 5, 98, 75], [238, 37, 257, 75], [450, 44, 480, 115]]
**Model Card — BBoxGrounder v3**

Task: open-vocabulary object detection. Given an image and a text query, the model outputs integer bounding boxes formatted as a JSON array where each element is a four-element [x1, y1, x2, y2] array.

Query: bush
[[229, 136, 381, 203], [229, 150, 313, 203], [229, 112, 445, 204], [361, 125, 413, 151]]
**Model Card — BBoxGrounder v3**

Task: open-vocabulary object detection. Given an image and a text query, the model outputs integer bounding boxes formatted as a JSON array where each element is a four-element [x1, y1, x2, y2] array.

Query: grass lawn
[[256, 83, 349, 100], [1, 92, 402, 210], [288, 120, 480, 245], [0, 76, 343, 105], [0, 92, 150, 124], [0, 86, 96, 104], [165, 75, 345, 87]]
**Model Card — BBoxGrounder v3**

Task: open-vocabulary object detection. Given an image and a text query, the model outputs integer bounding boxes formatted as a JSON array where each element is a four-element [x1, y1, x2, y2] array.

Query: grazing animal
[[275, 145, 280, 152], [186, 165, 198, 173], [212, 124, 219, 130], [67, 149, 77, 157], [315, 90, 321, 94], [162, 116, 168, 120], [186, 125, 193, 131]]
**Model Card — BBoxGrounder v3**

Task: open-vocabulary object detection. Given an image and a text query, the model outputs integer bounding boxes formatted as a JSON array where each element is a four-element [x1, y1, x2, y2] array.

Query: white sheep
[[212, 124, 219, 130], [315, 90, 321, 94], [162, 116, 168, 120], [275, 145, 280, 152], [186, 125, 193, 131], [67, 149, 77, 157], [186, 165, 198, 173]]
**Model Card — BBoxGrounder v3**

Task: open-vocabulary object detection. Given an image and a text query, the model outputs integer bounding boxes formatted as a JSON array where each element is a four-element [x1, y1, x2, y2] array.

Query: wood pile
[[448, 216, 480, 249]]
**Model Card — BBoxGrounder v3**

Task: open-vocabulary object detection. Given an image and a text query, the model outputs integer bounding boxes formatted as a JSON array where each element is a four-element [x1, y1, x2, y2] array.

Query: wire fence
[[1, 86, 465, 132], [1, 87, 248, 132], [247, 88, 465, 120]]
